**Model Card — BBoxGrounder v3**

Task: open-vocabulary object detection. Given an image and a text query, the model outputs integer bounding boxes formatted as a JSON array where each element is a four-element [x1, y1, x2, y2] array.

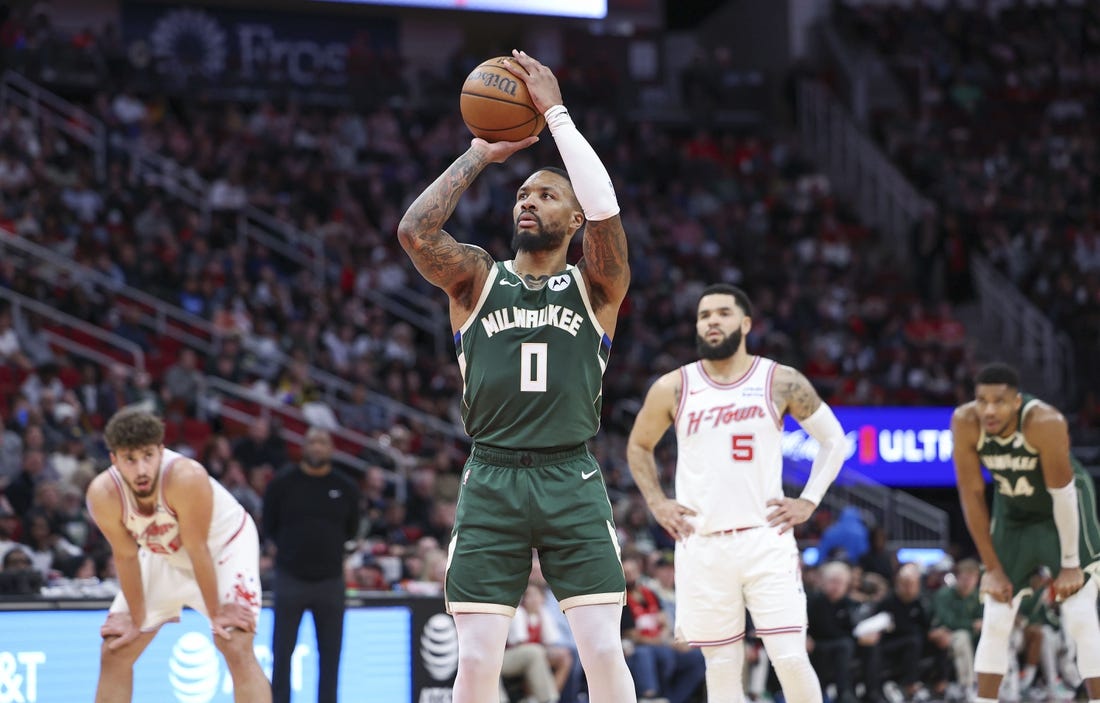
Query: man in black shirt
[[868, 563, 948, 701], [807, 561, 866, 703], [264, 427, 361, 703]]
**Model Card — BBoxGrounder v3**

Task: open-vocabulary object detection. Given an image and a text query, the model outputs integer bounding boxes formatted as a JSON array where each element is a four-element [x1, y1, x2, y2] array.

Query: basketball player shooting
[[396, 50, 636, 703], [85, 408, 270, 703], [627, 284, 850, 703]]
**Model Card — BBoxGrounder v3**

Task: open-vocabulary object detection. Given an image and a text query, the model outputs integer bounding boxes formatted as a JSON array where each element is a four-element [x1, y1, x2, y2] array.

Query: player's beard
[[697, 328, 743, 360], [127, 473, 159, 500], [512, 215, 568, 253]]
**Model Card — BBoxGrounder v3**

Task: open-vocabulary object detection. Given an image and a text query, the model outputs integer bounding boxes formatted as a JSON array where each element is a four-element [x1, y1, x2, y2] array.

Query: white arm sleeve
[[544, 105, 619, 221], [798, 403, 849, 506], [1049, 480, 1080, 568]]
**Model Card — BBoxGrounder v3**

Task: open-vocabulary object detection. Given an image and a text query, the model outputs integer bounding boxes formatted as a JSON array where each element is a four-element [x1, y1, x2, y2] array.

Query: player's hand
[[979, 567, 1014, 603], [1052, 566, 1084, 601], [506, 50, 564, 114], [649, 497, 696, 541], [470, 136, 539, 163], [212, 602, 256, 640], [765, 497, 816, 534], [102, 612, 143, 651], [928, 627, 952, 649]]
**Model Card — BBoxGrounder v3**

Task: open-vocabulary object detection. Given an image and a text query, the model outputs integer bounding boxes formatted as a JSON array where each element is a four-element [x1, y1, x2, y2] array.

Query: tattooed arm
[[502, 53, 630, 335], [397, 138, 536, 327], [766, 364, 849, 531], [579, 215, 630, 336]]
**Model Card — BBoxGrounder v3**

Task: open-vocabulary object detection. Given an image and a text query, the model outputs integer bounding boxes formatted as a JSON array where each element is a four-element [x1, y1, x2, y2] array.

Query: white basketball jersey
[[109, 448, 246, 570], [674, 356, 784, 534]]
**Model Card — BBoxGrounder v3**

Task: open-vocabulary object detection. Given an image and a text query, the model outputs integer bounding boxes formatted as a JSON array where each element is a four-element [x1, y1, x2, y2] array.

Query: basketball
[[460, 57, 546, 143]]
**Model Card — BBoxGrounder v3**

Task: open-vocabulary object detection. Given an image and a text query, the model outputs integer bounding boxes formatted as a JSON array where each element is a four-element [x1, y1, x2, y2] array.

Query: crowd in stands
[[833, 0, 1100, 440], [0, 3, 1097, 701]]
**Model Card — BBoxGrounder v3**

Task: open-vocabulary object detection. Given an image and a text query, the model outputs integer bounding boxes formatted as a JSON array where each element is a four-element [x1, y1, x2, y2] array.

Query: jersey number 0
[[521, 342, 548, 392]]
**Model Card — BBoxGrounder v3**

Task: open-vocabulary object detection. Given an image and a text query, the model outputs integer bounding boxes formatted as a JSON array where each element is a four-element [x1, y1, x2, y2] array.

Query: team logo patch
[[548, 274, 571, 292]]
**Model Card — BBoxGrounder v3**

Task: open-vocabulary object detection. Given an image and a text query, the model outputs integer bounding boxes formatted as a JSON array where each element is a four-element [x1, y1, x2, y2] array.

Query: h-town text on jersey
[[684, 403, 766, 436]]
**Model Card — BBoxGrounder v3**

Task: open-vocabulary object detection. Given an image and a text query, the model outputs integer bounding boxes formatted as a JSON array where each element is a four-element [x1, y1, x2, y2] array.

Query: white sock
[[1020, 664, 1037, 688], [976, 698, 998, 703]]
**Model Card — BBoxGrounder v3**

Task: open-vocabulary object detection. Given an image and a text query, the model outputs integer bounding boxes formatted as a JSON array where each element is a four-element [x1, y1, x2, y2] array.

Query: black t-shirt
[[876, 593, 931, 641], [263, 465, 361, 581], [807, 591, 859, 642]]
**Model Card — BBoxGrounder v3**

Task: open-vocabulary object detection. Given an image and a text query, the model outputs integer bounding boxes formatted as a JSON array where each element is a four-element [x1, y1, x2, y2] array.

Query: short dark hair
[[698, 283, 753, 318], [104, 407, 165, 452], [974, 362, 1020, 389], [536, 166, 571, 184]]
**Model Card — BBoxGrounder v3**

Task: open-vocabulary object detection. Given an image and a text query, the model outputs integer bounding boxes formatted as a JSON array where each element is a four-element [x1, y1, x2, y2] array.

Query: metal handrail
[[798, 79, 931, 256], [204, 376, 409, 493], [0, 70, 106, 180], [0, 228, 465, 441], [0, 287, 144, 373], [971, 255, 1075, 404], [784, 461, 949, 549], [0, 230, 212, 351]]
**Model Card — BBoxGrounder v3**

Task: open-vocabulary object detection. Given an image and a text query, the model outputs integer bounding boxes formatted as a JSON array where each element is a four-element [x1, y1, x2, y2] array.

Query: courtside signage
[[308, 0, 607, 18], [782, 406, 956, 487], [0, 607, 409, 702]]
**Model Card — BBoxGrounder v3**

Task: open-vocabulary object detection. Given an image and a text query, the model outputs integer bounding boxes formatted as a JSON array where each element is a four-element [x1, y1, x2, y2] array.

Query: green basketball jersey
[[978, 393, 1087, 523], [455, 261, 611, 450]]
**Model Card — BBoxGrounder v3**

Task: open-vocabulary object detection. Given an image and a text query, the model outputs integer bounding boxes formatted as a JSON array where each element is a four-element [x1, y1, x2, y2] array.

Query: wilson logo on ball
[[460, 56, 547, 143]]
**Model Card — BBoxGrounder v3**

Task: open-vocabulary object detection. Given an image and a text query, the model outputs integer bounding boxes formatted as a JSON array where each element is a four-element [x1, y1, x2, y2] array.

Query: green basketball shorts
[[992, 474, 1100, 592], [445, 443, 626, 616]]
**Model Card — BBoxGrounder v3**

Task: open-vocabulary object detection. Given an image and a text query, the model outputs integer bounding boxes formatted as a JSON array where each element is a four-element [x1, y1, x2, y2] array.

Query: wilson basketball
[[460, 57, 546, 143]]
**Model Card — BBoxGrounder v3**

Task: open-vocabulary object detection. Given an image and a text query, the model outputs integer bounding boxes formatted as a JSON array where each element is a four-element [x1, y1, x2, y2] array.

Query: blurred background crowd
[[0, 0, 1098, 701]]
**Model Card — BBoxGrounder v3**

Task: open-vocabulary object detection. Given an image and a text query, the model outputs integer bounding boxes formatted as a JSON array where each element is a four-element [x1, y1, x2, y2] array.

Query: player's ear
[[571, 210, 584, 231]]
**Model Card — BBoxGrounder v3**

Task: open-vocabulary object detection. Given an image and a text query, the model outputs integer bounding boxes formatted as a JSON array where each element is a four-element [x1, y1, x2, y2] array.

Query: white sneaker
[[883, 681, 905, 703]]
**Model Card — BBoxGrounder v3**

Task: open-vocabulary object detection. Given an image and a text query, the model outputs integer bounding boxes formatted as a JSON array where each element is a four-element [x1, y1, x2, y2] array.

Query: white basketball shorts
[[674, 525, 806, 646], [109, 515, 262, 631]]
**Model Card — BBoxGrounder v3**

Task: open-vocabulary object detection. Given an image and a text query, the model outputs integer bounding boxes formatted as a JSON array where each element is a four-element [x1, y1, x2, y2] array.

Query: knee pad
[[974, 596, 1021, 676], [1061, 578, 1100, 678]]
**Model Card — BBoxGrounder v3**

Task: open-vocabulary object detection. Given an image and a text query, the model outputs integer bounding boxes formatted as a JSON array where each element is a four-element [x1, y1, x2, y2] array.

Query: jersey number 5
[[731, 434, 754, 462], [521, 342, 547, 392]]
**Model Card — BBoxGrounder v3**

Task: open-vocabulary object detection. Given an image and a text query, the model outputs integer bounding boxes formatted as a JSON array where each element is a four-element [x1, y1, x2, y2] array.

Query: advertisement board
[[307, 0, 607, 18], [122, 3, 398, 96], [0, 599, 456, 703], [783, 406, 956, 487]]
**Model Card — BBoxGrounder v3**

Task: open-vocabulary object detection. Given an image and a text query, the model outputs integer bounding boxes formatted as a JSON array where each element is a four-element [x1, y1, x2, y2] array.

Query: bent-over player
[[86, 407, 270, 703], [953, 363, 1100, 703]]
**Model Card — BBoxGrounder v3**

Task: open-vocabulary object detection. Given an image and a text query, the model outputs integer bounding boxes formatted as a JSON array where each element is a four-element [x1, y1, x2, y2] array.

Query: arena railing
[[783, 463, 949, 549], [203, 376, 409, 495], [0, 287, 145, 374], [797, 79, 931, 257], [971, 255, 1075, 406], [1, 69, 448, 359], [0, 229, 467, 443], [0, 69, 106, 180]]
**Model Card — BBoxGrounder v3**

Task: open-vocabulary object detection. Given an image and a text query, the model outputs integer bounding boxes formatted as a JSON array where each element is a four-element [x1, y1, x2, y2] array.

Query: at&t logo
[[167, 633, 309, 702], [418, 614, 457, 702], [0, 651, 46, 703], [169, 633, 219, 703]]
